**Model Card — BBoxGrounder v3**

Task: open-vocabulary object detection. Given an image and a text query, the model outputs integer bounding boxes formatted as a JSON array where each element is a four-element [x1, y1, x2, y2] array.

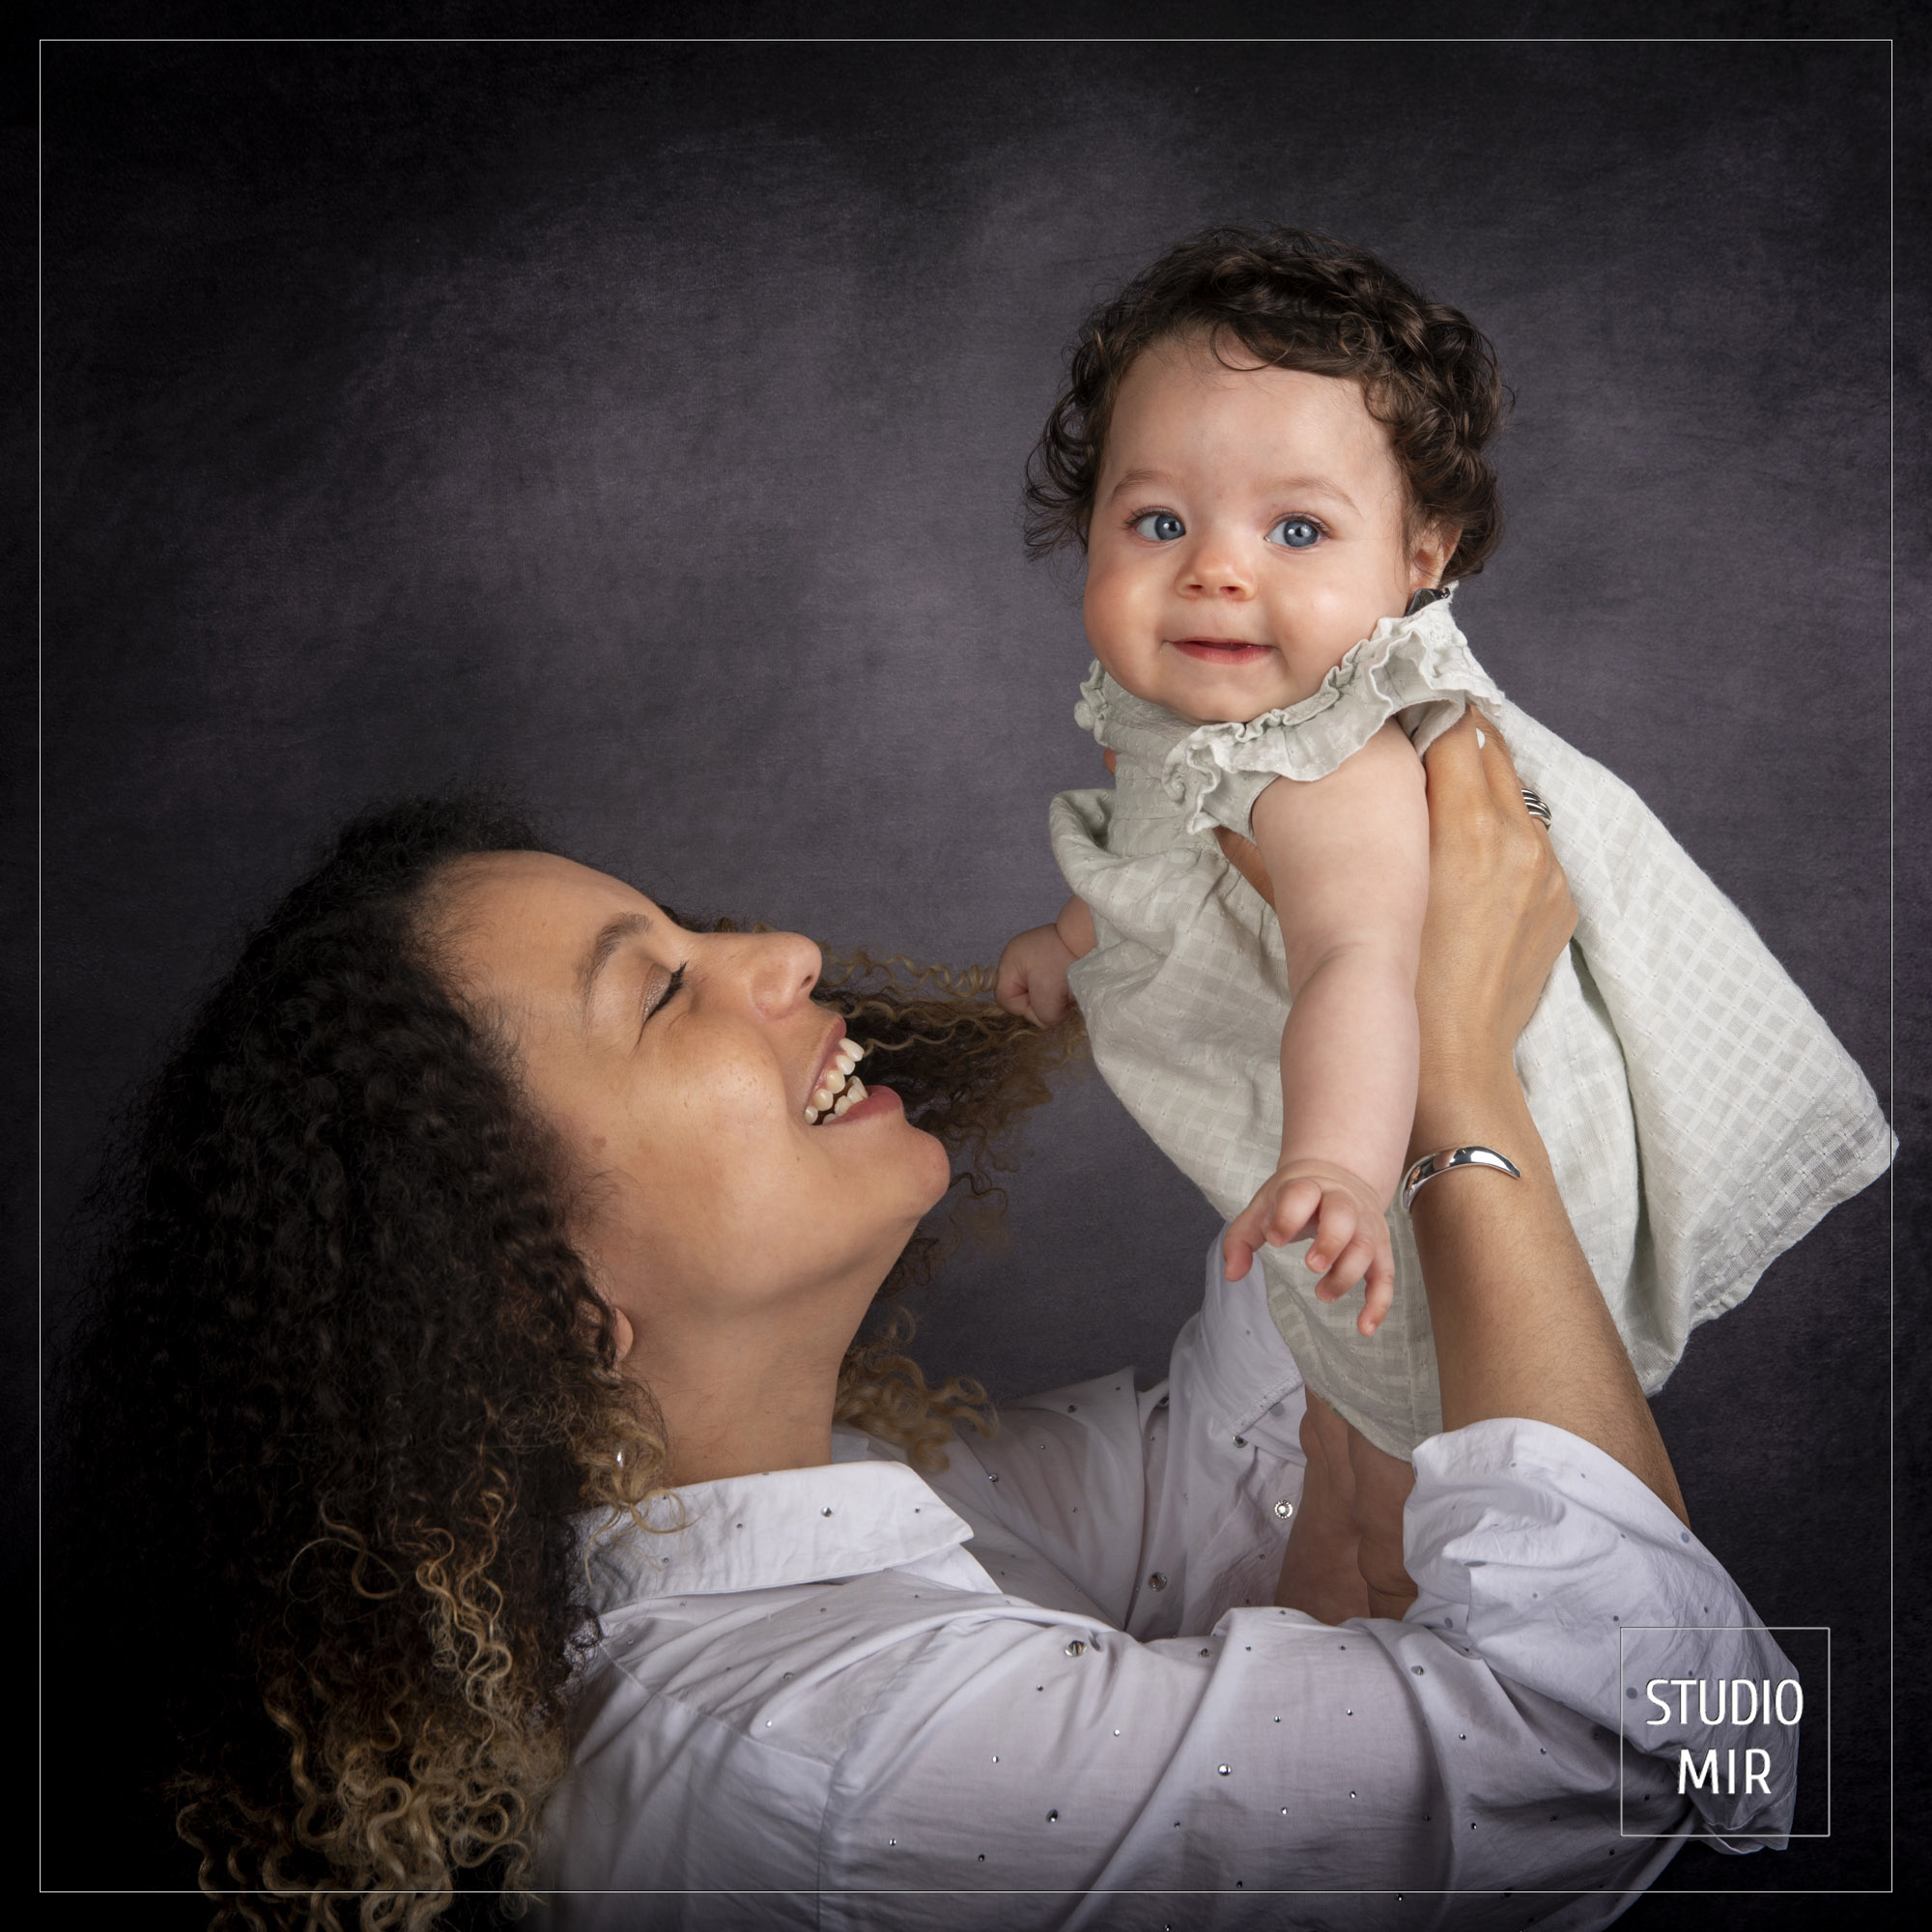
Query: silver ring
[[1520, 786, 1551, 826]]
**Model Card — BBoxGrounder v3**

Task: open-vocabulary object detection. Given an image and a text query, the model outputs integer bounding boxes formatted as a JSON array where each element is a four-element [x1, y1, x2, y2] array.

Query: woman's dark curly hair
[[1024, 224, 1509, 581], [50, 795, 1082, 1930]]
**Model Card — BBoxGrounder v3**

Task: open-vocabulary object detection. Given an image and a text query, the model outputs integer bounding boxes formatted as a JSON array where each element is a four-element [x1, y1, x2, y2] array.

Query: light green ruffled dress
[[1050, 596, 1892, 1458]]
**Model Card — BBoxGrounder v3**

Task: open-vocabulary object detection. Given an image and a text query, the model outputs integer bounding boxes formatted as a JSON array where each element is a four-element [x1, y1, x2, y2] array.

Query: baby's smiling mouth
[[1169, 638, 1274, 665]]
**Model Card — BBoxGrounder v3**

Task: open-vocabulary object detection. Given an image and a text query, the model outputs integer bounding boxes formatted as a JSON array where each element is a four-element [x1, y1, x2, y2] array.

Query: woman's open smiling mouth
[[803, 1037, 902, 1126], [1169, 638, 1275, 666]]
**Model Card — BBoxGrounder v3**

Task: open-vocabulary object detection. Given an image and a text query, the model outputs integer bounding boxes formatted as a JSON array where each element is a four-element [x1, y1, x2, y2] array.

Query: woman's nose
[[729, 929, 823, 1019]]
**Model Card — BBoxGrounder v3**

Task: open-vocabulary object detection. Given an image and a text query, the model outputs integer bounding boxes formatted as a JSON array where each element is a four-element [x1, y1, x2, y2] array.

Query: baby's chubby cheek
[[1080, 572, 1152, 683], [1278, 598, 1382, 687]]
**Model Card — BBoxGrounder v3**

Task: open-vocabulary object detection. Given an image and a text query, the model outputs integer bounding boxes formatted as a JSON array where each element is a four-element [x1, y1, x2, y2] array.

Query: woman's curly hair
[[1024, 223, 1509, 580], [50, 795, 1083, 1930]]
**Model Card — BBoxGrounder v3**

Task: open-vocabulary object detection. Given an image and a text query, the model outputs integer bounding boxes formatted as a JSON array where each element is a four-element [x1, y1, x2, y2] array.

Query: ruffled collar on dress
[[1072, 594, 1505, 832]]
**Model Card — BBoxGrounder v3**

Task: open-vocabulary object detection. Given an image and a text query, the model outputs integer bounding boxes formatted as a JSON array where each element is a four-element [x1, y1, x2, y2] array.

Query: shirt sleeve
[[813, 1452, 1794, 1929], [812, 1246, 1797, 1925]]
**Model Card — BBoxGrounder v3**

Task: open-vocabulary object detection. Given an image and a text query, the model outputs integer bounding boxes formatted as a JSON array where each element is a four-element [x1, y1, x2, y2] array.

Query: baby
[[997, 227, 1890, 1489]]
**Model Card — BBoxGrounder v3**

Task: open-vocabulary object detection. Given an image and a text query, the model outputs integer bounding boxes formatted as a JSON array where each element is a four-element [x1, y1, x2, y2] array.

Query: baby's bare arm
[[996, 896, 1095, 1028], [1220, 726, 1429, 1321], [1250, 722, 1430, 1199], [1054, 895, 1095, 958]]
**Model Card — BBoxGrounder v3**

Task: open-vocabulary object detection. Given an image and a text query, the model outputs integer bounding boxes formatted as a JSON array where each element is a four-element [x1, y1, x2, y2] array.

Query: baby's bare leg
[[1274, 1389, 1372, 1624], [1347, 1423, 1419, 1620]]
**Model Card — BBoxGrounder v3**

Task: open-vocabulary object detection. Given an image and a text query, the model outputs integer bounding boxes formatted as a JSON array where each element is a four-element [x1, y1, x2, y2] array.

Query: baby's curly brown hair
[[1024, 224, 1509, 581], [50, 794, 1083, 1930]]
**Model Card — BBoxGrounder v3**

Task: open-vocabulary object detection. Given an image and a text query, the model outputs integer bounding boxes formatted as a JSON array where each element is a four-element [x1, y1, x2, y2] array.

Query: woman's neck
[[657, 1378, 841, 1487], [620, 1284, 873, 1488]]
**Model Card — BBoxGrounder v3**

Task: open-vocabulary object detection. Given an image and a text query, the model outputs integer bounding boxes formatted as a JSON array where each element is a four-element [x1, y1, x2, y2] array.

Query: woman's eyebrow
[[578, 912, 653, 1011]]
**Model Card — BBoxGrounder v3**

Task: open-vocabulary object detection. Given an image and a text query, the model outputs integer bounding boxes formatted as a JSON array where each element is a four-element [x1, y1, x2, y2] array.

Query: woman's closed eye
[[1129, 509, 1186, 543], [639, 962, 687, 1037], [1264, 515, 1326, 550]]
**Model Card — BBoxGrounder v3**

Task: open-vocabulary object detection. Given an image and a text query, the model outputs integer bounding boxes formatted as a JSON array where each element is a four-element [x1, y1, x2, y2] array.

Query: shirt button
[[1164, 843, 1196, 868], [1147, 1572, 1168, 1591], [1272, 1500, 1294, 1519]]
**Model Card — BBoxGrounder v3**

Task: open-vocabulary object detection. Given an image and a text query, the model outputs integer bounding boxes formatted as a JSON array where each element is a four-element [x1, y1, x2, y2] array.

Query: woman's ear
[[609, 1304, 636, 1362]]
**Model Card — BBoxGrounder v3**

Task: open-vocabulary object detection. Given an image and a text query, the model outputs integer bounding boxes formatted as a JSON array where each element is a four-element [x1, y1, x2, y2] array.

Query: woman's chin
[[894, 1098, 956, 1202], [810, 1083, 949, 1195]]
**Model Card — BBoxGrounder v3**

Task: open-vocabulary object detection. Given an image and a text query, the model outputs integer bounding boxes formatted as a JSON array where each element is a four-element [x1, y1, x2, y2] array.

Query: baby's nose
[[1196, 571, 1254, 599], [1187, 545, 1254, 593]]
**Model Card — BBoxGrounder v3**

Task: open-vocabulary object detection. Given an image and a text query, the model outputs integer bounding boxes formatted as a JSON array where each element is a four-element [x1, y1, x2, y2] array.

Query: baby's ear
[[1412, 522, 1460, 586]]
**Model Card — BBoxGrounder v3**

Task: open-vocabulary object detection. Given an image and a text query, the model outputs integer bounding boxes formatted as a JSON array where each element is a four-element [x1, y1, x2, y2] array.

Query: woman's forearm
[[1403, 708, 1687, 1521], [1406, 1065, 1688, 1522]]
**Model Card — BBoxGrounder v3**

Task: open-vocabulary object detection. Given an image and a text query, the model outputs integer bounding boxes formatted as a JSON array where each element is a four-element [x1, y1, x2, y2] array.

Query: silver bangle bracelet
[[1400, 1145, 1522, 1213]]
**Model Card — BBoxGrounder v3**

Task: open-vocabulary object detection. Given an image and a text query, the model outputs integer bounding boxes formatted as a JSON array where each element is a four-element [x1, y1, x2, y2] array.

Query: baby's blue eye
[[1132, 511, 1186, 542], [1267, 516, 1322, 550]]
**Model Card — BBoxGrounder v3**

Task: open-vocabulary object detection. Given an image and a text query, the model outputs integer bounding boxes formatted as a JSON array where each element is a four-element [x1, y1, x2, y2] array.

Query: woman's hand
[[1273, 1390, 1370, 1623], [1410, 708, 1575, 1146], [1273, 1392, 1417, 1624]]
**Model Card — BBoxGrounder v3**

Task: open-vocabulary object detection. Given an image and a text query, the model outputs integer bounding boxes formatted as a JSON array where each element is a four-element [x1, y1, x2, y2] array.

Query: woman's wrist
[[1407, 1054, 1533, 1169]]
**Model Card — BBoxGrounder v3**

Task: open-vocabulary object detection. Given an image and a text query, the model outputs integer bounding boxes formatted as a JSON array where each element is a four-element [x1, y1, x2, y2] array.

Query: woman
[[56, 715, 1794, 1929]]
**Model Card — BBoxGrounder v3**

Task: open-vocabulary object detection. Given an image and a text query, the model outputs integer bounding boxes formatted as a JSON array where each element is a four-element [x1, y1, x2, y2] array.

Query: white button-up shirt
[[538, 1244, 1797, 1926]]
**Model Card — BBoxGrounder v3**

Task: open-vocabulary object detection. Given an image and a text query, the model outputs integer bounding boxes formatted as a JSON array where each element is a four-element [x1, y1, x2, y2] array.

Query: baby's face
[[1083, 334, 1451, 725]]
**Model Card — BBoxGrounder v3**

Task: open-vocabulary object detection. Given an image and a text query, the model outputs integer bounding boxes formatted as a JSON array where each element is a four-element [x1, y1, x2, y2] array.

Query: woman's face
[[433, 851, 952, 1359]]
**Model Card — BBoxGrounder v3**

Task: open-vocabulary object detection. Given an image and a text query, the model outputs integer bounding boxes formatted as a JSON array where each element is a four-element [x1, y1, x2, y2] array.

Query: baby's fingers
[[1225, 1178, 1312, 1279], [1222, 1224, 1264, 1282], [1304, 1192, 1362, 1292], [993, 956, 1031, 1018], [1355, 1236, 1397, 1338], [1030, 980, 1069, 1027], [1262, 1178, 1323, 1250], [1222, 1203, 1267, 1281], [996, 960, 1059, 1029]]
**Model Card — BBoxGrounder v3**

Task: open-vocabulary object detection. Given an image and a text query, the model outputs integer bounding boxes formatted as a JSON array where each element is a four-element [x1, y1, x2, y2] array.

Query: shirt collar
[[579, 1429, 975, 1609]]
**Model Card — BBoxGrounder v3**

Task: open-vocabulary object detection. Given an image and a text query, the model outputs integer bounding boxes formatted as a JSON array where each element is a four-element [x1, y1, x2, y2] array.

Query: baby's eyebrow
[[1104, 467, 1176, 501], [1257, 476, 1362, 514], [1103, 467, 1364, 516]]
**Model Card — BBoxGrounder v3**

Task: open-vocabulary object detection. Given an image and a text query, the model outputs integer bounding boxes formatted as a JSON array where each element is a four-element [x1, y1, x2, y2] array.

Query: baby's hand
[[1223, 1160, 1395, 1337], [996, 924, 1078, 1027]]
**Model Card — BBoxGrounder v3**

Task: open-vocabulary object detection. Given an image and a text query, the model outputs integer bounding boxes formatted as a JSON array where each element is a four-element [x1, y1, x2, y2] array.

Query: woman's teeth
[[805, 1038, 868, 1123]]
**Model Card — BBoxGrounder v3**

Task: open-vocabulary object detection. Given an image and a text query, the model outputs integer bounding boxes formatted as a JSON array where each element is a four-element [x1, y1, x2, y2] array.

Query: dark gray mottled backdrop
[[41, 33, 1899, 1916]]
